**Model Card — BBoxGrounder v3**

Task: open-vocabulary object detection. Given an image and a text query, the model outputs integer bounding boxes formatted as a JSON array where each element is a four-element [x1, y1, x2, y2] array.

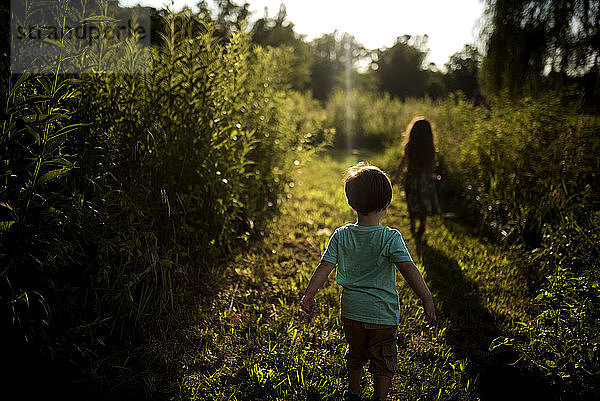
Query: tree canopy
[[445, 44, 482, 101], [479, 0, 600, 98], [196, 0, 250, 41], [309, 31, 366, 101], [373, 35, 429, 100], [250, 5, 312, 90]]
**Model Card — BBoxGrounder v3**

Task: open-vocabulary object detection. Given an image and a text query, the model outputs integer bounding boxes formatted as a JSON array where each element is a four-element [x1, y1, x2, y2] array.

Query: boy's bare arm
[[395, 261, 436, 323], [300, 260, 336, 314]]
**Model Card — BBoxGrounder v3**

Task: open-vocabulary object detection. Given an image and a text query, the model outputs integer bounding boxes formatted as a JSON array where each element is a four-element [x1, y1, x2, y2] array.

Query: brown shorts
[[341, 316, 398, 378]]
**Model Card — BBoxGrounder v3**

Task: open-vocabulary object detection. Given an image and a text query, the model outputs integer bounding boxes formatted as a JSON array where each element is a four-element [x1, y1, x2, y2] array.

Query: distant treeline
[[175, 1, 599, 108]]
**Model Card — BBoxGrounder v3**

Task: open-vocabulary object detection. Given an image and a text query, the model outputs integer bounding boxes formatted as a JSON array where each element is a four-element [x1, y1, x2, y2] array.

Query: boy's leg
[[364, 323, 398, 401], [348, 369, 361, 395], [374, 375, 392, 400], [342, 317, 368, 396]]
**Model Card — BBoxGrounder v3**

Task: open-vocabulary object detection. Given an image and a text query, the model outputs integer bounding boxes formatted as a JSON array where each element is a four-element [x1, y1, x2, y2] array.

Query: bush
[[326, 89, 441, 150], [1, 1, 332, 376], [498, 212, 600, 398], [375, 92, 599, 243]]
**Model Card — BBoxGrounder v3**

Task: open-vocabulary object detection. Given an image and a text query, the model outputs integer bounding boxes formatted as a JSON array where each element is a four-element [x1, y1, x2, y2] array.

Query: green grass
[[146, 150, 536, 400]]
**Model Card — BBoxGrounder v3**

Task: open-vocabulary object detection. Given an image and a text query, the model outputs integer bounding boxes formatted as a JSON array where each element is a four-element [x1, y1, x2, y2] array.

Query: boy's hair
[[344, 162, 392, 214]]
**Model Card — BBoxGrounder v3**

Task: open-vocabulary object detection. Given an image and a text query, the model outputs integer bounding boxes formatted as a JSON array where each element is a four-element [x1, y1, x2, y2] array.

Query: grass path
[[163, 151, 539, 401]]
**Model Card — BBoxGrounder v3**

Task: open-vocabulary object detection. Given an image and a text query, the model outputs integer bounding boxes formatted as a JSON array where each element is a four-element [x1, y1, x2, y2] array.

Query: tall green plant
[[1, 0, 109, 349], [2, 1, 333, 376]]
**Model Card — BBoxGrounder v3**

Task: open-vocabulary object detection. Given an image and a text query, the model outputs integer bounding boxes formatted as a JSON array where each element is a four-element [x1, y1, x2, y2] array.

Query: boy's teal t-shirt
[[321, 223, 413, 325]]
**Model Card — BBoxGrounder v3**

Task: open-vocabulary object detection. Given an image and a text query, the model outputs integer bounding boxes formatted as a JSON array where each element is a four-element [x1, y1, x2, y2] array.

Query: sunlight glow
[[345, 35, 353, 153]]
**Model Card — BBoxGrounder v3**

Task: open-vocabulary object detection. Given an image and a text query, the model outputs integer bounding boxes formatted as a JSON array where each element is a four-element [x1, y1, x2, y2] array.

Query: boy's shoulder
[[383, 225, 403, 235], [381, 226, 406, 241], [335, 223, 355, 231], [333, 224, 404, 237]]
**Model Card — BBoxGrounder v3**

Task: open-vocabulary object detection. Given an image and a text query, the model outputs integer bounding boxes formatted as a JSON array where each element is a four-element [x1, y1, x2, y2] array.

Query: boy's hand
[[424, 299, 436, 324], [300, 261, 335, 315], [300, 293, 317, 314]]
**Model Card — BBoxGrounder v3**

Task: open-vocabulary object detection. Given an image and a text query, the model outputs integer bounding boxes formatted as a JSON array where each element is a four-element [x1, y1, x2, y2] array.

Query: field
[[3, 3, 599, 400], [96, 151, 558, 401]]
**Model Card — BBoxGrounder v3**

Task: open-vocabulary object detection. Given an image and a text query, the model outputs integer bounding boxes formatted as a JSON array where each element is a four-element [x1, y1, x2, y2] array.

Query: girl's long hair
[[403, 116, 435, 172]]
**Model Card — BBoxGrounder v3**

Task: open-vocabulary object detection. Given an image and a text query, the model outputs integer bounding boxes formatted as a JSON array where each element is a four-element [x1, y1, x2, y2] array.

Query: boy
[[300, 163, 436, 401]]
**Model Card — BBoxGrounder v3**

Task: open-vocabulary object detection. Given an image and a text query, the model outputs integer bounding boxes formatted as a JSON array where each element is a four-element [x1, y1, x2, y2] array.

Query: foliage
[[373, 92, 599, 246], [0, 71, 96, 345], [1, 0, 331, 378], [250, 4, 312, 91], [325, 90, 439, 150], [436, 93, 599, 246], [479, 0, 600, 99], [444, 45, 482, 102], [309, 31, 367, 102], [374, 35, 430, 100], [497, 212, 600, 398], [195, 0, 250, 42], [423, 68, 448, 100]]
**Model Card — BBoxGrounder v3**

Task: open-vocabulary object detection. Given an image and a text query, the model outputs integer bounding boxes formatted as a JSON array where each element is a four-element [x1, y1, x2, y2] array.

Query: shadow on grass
[[439, 214, 545, 295], [11, 258, 235, 401], [415, 239, 557, 401]]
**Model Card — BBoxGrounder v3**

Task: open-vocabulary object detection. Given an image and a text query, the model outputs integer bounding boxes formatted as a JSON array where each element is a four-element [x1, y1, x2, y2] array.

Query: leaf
[[38, 167, 72, 184], [10, 73, 32, 97], [43, 39, 66, 49], [0, 221, 15, 232], [0, 202, 15, 212], [13, 121, 38, 142], [41, 157, 74, 169], [48, 123, 87, 141], [81, 15, 118, 23]]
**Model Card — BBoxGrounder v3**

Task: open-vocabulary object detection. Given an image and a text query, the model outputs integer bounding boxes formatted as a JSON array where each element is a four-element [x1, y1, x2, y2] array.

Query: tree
[[445, 44, 482, 101], [196, 0, 250, 42], [424, 66, 448, 100], [250, 4, 312, 90], [373, 35, 429, 100], [479, 0, 600, 99], [309, 31, 366, 102]]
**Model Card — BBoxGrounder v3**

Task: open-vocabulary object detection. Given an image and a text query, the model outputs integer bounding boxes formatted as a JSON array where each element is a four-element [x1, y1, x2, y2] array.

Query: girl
[[391, 117, 440, 237]]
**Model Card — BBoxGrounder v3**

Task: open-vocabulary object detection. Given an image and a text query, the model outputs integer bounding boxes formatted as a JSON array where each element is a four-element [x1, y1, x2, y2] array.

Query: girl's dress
[[405, 165, 441, 219]]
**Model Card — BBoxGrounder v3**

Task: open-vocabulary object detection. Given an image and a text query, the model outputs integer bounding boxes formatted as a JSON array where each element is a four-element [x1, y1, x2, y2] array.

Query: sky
[[120, 0, 487, 70]]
